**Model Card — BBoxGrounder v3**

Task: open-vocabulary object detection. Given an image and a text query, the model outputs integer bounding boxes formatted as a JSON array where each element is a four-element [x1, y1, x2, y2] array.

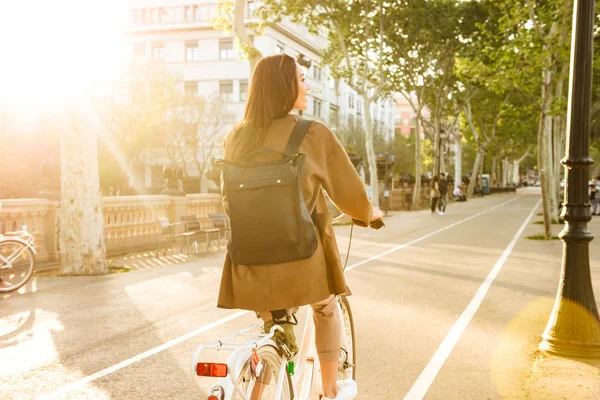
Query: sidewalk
[[489, 209, 600, 400]]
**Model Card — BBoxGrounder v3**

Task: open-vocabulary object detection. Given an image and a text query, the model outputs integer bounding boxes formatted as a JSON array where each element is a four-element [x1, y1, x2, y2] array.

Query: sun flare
[[0, 1, 126, 110]]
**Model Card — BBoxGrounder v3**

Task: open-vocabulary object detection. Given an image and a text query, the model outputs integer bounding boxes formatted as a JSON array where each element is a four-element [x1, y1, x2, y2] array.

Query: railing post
[[169, 195, 188, 234], [43, 201, 60, 262]]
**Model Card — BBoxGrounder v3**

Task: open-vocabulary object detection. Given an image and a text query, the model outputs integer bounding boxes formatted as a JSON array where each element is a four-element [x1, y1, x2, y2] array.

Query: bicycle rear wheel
[[0, 239, 35, 293], [232, 344, 293, 400], [338, 296, 356, 380]]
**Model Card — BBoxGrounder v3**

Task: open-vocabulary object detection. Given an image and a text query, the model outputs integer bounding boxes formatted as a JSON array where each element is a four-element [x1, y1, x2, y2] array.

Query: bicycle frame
[[192, 306, 320, 400]]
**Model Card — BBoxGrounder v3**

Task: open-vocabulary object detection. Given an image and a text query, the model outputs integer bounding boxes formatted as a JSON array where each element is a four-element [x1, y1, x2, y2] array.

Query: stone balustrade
[[0, 194, 223, 264]]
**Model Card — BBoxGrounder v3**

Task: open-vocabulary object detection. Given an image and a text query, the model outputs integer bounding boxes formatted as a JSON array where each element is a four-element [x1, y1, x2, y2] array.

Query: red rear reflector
[[208, 397, 219, 400], [197, 362, 228, 377]]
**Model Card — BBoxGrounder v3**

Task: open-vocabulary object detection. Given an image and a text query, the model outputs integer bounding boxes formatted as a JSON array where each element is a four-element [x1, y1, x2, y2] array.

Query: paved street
[[2, 188, 600, 399]]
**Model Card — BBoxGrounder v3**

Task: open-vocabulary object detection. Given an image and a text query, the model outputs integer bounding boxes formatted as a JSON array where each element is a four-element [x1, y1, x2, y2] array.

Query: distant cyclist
[[216, 54, 383, 400]]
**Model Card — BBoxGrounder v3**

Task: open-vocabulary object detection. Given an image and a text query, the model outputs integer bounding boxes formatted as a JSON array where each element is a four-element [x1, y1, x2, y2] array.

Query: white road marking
[[403, 199, 541, 400], [37, 310, 249, 400], [345, 195, 523, 272], [39, 194, 527, 398]]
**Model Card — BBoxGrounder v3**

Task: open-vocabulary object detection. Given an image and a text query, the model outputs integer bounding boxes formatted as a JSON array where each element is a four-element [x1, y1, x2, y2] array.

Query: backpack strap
[[284, 119, 312, 156]]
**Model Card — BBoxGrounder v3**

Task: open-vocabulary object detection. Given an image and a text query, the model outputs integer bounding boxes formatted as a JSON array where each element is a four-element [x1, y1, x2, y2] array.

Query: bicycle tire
[[0, 239, 35, 293], [338, 296, 356, 380], [232, 344, 292, 400]]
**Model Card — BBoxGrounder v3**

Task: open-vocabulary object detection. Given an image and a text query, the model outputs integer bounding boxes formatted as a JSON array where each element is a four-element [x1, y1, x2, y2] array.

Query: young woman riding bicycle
[[216, 54, 383, 400]]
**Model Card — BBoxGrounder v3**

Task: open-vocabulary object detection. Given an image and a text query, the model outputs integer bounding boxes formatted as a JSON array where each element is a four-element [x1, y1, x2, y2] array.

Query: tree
[[213, 0, 262, 75], [100, 66, 235, 193], [461, 0, 571, 237], [164, 95, 235, 192], [387, 0, 485, 204], [59, 103, 108, 275], [256, 0, 394, 206]]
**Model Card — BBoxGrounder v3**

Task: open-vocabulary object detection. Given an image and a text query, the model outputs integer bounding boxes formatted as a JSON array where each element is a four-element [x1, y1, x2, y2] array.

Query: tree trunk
[[502, 157, 508, 187], [413, 114, 422, 207], [454, 133, 462, 186], [362, 94, 379, 207], [232, 0, 262, 77], [59, 107, 108, 275], [538, 108, 553, 238], [542, 64, 559, 226], [491, 156, 497, 186], [468, 147, 485, 198], [512, 160, 521, 186], [433, 117, 441, 176]]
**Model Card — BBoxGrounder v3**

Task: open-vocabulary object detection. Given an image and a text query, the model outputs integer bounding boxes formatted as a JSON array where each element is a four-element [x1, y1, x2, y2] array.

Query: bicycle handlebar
[[330, 214, 385, 230]]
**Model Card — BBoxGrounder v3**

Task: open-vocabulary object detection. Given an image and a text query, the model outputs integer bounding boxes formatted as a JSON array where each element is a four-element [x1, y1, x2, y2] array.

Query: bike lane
[[344, 192, 543, 399]]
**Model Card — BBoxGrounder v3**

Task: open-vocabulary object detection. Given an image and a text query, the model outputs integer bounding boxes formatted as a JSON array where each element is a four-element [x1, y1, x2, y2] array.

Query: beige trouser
[[257, 295, 341, 385], [311, 295, 341, 362]]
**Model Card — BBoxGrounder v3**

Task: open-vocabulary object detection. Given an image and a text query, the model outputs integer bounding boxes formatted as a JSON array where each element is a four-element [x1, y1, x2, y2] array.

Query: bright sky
[[0, 1, 126, 111]]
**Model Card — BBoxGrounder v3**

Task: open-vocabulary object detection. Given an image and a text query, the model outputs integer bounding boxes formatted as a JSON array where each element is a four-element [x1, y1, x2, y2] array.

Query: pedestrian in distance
[[216, 54, 383, 400], [593, 176, 600, 216], [453, 184, 467, 202], [438, 173, 449, 213], [591, 182, 598, 216], [430, 176, 443, 215]]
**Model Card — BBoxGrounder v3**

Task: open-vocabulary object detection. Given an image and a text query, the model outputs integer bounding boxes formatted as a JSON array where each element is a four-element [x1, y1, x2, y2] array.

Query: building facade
[[122, 0, 395, 191]]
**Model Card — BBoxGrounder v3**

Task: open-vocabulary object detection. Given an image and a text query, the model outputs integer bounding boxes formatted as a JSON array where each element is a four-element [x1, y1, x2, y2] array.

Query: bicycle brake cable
[[343, 221, 353, 271]]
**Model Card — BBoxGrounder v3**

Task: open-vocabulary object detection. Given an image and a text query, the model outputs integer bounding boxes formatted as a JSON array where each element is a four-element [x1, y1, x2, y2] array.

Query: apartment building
[[122, 0, 395, 191]]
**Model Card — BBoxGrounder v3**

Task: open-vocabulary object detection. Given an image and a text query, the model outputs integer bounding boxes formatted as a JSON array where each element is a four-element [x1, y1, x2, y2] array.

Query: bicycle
[[191, 215, 384, 400], [0, 227, 37, 293]]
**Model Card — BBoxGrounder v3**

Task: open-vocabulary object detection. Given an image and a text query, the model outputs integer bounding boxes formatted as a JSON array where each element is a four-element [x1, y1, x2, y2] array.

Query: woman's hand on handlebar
[[371, 207, 384, 222], [350, 207, 385, 229], [369, 207, 385, 230]]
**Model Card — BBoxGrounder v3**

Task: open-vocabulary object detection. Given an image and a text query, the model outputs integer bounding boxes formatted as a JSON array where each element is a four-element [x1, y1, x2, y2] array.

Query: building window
[[151, 8, 160, 24], [329, 105, 338, 125], [185, 40, 199, 61], [328, 77, 338, 90], [185, 5, 195, 21], [139, 9, 147, 24], [219, 39, 235, 60], [348, 94, 355, 109], [357, 99, 363, 115], [174, 6, 184, 22], [276, 42, 285, 54], [133, 43, 146, 57], [240, 80, 248, 101], [160, 8, 172, 23], [312, 65, 322, 81], [220, 81, 234, 102], [152, 42, 164, 62], [185, 81, 198, 97], [195, 5, 209, 21], [313, 99, 322, 117], [248, 1, 257, 17]]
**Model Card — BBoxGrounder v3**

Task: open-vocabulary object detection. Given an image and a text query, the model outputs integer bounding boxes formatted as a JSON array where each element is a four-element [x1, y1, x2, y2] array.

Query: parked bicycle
[[0, 227, 36, 293], [191, 215, 383, 400]]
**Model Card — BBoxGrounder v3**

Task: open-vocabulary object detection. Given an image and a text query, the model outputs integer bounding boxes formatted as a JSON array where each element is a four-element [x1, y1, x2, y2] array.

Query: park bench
[[156, 216, 183, 257], [181, 215, 221, 254], [208, 213, 231, 241]]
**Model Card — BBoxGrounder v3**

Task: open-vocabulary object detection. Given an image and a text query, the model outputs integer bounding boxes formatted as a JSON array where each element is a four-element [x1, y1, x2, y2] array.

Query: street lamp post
[[539, 0, 600, 357]]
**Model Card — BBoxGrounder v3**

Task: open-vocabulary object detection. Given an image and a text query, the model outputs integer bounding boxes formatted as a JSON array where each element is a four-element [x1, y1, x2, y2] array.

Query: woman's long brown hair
[[227, 54, 299, 161]]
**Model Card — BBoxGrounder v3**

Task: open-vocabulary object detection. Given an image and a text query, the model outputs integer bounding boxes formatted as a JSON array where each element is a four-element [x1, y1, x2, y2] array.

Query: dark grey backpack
[[222, 119, 318, 265]]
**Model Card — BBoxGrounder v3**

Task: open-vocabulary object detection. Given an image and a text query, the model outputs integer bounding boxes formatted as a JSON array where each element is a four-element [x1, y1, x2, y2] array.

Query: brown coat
[[217, 115, 373, 311]]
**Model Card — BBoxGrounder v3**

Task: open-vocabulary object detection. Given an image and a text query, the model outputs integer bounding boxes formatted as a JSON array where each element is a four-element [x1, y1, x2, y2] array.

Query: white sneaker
[[436, 211, 444, 215], [322, 378, 358, 400]]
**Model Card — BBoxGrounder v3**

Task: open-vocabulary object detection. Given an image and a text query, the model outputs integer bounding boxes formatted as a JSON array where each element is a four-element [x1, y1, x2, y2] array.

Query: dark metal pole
[[539, 0, 600, 357]]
